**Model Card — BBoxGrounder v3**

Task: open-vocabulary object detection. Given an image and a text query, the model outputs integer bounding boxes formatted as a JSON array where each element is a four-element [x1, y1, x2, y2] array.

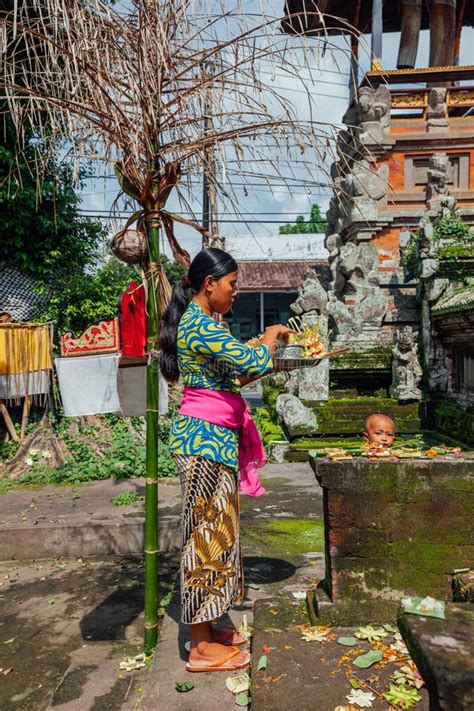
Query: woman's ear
[[203, 275, 216, 292]]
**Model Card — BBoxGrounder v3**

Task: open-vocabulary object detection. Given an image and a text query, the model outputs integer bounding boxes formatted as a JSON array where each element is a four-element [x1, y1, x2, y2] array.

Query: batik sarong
[[174, 454, 243, 625]]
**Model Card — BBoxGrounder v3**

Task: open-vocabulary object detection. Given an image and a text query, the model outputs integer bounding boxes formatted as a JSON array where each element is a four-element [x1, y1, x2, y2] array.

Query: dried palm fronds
[[0, 1, 354, 248]]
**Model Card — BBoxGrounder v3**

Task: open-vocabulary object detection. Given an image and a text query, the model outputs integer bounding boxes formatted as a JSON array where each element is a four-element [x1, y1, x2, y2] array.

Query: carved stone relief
[[390, 327, 423, 401]]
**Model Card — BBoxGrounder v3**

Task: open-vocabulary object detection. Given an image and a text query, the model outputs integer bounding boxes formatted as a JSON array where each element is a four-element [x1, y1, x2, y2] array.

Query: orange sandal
[[185, 646, 250, 673]]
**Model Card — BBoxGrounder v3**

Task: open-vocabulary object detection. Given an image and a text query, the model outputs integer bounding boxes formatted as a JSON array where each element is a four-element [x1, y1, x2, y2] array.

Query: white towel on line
[[54, 354, 121, 417]]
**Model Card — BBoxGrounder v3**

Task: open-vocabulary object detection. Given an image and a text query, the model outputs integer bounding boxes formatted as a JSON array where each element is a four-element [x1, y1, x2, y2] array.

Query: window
[[455, 352, 474, 391], [405, 154, 470, 191]]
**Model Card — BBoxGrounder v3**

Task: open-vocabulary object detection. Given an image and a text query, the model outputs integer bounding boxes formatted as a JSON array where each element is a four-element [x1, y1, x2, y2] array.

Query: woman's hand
[[260, 324, 295, 354]]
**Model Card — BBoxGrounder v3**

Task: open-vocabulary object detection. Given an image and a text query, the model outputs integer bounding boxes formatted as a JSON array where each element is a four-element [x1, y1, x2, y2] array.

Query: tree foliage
[[0, 116, 185, 336], [279, 203, 327, 234]]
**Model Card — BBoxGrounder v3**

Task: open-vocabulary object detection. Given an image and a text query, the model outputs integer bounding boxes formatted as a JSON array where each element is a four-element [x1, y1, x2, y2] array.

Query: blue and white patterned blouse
[[168, 301, 272, 469]]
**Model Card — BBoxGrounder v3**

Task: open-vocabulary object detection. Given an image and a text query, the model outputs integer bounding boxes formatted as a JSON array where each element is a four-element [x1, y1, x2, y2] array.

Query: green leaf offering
[[175, 681, 194, 693], [355, 625, 388, 643], [3, 638, 15, 645], [353, 650, 383, 669], [235, 692, 250, 707], [383, 683, 422, 708], [257, 654, 267, 671], [401, 595, 445, 619], [349, 677, 361, 688], [337, 636, 357, 646]]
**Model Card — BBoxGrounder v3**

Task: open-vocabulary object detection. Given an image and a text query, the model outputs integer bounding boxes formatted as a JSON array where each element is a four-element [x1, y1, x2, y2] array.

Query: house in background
[[224, 233, 328, 340]]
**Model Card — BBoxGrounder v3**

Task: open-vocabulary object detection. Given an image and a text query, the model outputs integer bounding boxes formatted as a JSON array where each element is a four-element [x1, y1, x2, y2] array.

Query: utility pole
[[202, 68, 222, 250]]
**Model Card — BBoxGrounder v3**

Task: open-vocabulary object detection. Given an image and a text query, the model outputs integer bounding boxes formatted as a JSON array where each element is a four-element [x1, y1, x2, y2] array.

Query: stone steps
[[251, 595, 429, 711]]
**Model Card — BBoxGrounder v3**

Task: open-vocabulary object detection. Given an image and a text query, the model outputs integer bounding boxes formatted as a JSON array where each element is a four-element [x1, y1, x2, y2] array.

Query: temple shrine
[[273, 0, 474, 448]]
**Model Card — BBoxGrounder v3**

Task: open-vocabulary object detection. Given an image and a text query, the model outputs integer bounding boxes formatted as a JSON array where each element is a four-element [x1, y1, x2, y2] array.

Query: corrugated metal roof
[[237, 259, 327, 291], [432, 287, 474, 316]]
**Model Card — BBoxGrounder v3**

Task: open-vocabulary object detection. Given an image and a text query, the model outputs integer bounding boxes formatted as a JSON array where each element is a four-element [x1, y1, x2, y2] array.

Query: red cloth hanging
[[121, 281, 146, 357]]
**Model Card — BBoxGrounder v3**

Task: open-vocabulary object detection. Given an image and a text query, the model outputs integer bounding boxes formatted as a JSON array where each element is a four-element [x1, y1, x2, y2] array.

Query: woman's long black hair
[[159, 248, 238, 382]]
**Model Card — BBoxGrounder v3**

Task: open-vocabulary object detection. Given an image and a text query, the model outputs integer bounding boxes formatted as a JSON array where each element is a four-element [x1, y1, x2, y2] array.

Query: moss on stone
[[431, 401, 474, 447], [298, 397, 422, 436], [330, 344, 393, 372], [242, 517, 324, 559]]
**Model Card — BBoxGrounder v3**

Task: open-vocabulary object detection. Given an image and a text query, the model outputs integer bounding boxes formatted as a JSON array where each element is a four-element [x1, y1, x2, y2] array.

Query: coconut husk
[[111, 229, 148, 265]]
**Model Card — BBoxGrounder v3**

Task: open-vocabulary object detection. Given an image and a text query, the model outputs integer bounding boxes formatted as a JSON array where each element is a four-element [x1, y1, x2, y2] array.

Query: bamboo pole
[[20, 395, 31, 440], [144, 210, 161, 653]]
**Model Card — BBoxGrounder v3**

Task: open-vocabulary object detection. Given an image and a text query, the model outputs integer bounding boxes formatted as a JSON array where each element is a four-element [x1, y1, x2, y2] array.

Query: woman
[[159, 248, 293, 672]]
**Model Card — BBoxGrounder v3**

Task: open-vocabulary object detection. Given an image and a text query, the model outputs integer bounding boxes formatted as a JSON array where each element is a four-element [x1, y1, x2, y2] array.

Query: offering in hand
[[286, 316, 327, 359]]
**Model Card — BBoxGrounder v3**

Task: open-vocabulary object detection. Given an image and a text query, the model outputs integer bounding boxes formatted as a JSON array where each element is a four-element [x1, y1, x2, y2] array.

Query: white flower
[[24, 456, 33, 466], [29, 448, 39, 456], [346, 689, 375, 708], [402, 596, 413, 608], [417, 596, 442, 612], [292, 591, 307, 600], [41, 451, 52, 460]]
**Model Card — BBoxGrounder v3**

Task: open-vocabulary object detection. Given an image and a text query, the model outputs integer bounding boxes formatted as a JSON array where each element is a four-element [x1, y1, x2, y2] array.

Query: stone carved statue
[[357, 85, 391, 145], [338, 242, 380, 292], [417, 213, 439, 279], [426, 153, 449, 211], [398, 0, 457, 70], [427, 88, 449, 130], [390, 327, 423, 401], [290, 269, 328, 316], [428, 343, 450, 392]]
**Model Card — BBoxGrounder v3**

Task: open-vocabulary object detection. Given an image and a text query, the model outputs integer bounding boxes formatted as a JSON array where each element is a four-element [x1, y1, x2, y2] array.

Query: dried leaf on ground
[[175, 681, 194, 693], [300, 626, 332, 642], [382, 683, 422, 708], [345, 688, 376, 708], [352, 650, 383, 669], [226, 673, 250, 695], [355, 625, 388, 644], [392, 662, 424, 690], [119, 654, 146, 672], [235, 692, 251, 707], [338, 636, 357, 646]]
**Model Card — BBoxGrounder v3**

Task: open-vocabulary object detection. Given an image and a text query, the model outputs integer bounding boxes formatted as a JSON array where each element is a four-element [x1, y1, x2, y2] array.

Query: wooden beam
[[371, 0, 383, 69], [0, 399, 18, 441]]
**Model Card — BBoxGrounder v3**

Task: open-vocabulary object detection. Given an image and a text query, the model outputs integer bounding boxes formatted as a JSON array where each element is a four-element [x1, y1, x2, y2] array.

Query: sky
[[78, 3, 474, 262]]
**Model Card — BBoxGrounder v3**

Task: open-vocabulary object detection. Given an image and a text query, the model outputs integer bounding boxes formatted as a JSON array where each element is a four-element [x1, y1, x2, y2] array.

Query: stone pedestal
[[309, 456, 474, 622], [398, 604, 474, 711]]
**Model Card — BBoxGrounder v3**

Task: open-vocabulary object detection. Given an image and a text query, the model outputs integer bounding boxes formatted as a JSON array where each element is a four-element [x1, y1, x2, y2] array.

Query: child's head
[[364, 413, 396, 449]]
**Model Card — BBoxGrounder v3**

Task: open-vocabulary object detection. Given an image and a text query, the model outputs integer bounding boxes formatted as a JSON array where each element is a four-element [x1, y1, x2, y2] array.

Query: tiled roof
[[237, 259, 328, 291], [0, 267, 46, 321], [432, 287, 474, 316]]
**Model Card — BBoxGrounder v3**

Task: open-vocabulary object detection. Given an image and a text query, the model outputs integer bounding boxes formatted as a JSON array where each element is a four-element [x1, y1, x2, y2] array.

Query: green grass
[[111, 491, 144, 506]]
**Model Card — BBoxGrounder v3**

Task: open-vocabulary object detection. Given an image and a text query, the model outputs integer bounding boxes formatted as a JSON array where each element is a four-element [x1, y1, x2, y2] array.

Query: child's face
[[364, 415, 396, 449]]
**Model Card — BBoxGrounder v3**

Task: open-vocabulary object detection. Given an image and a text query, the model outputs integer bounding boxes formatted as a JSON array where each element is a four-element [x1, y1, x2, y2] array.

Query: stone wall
[[310, 456, 474, 622]]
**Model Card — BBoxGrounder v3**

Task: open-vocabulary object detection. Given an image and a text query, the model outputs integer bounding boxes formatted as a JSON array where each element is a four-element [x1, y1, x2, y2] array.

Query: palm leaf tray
[[273, 346, 349, 372]]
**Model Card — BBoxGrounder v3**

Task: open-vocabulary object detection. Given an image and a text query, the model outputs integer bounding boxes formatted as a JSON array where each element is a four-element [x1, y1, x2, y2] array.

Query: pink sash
[[179, 386, 267, 497]]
